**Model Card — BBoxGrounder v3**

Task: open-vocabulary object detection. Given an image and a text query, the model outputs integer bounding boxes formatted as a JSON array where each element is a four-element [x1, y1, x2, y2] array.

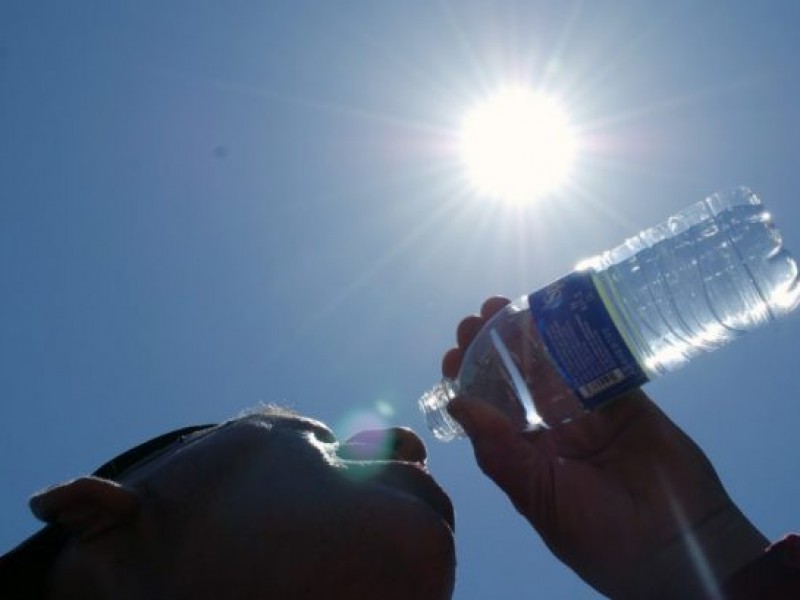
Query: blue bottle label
[[528, 271, 649, 409]]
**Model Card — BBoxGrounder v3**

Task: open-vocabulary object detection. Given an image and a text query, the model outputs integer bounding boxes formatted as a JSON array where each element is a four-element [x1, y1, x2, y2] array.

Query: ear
[[28, 476, 141, 541]]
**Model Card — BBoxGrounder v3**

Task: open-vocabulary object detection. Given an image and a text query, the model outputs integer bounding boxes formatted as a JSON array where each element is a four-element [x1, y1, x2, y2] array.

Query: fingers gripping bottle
[[420, 187, 800, 441]]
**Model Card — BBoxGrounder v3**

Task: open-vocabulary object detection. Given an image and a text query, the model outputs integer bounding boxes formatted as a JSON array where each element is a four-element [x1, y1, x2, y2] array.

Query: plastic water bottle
[[420, 187, 800, 441]]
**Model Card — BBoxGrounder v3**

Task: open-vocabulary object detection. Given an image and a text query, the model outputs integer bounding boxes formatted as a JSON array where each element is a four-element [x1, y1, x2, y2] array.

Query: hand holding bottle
[[445, 297, 768, 598], [422, 188, 800, 440]]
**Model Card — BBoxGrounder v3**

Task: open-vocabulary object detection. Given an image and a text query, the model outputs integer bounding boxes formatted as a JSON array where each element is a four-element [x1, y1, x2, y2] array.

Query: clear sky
[[2, 2, 800, 598]]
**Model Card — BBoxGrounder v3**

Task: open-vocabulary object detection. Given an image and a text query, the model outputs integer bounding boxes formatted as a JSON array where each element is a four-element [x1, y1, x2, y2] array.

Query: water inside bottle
[[595, 194, 800, 376]]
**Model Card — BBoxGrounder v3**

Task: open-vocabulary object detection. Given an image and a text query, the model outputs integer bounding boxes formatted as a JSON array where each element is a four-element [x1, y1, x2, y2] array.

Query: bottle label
[[528, 271, 648, 409]]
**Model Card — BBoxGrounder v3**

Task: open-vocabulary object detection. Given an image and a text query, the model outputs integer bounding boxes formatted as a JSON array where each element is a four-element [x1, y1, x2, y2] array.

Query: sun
[[458, 86, 578, 203]]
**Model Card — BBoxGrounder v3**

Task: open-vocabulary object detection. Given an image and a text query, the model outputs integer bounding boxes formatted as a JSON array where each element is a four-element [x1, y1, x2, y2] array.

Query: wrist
[[623, 505, 768, 599]]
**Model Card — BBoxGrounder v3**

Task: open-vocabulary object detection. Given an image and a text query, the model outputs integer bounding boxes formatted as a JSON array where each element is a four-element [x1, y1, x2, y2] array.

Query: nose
[[341, 427, 428, 465]]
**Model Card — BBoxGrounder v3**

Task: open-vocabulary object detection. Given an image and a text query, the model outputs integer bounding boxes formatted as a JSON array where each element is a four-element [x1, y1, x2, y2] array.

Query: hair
[[234, 402, 300, 421]]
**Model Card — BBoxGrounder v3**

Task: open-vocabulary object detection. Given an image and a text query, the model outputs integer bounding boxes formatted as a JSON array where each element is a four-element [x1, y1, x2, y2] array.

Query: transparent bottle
[[420, 187, 800, 441]]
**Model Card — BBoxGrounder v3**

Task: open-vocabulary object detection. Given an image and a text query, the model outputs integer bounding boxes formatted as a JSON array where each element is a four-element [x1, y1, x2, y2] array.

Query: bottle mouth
[[418, 379, 465, 442]]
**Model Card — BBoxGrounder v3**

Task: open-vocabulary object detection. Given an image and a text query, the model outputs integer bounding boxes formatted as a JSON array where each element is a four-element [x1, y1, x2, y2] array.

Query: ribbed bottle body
[[591, 188, 800, 376]]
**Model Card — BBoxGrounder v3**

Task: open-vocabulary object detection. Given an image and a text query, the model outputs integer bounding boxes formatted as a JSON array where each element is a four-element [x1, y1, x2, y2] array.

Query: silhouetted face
[[46, 413, 456, 599]]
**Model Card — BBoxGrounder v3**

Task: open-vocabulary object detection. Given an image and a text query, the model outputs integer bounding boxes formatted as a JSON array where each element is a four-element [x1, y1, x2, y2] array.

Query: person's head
[[0, 407, 456, 599]]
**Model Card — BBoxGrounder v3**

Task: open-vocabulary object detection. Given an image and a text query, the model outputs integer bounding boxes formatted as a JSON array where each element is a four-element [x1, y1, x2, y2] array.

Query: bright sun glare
[[459, 86, 578, 203]]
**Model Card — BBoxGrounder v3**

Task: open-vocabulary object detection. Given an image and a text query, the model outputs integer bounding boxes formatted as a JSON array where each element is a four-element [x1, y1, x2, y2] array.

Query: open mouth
[[374, 463, 455, 532]]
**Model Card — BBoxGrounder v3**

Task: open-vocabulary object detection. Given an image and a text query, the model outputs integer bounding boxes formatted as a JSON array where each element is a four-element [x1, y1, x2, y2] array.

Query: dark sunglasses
[[92, 424, 216, 480]]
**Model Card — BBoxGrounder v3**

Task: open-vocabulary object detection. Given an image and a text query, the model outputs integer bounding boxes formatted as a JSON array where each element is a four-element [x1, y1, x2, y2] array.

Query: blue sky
[[2, 2, 800, 598]]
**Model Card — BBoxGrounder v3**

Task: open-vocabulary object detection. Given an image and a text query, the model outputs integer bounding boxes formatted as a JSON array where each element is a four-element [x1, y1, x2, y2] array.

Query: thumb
[[447, 397, 549, 510]]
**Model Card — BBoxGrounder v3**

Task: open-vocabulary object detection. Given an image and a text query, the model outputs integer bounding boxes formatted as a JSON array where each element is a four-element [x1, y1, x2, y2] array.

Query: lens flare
[[334, 401, 401, 480], [338, 409, 389, 441], [375, 399, 396, 418]]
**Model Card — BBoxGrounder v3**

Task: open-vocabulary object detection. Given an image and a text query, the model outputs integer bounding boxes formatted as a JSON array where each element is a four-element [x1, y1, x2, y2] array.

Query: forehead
[[116, 412, 335, 483], [232, 413, 336, 443]]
